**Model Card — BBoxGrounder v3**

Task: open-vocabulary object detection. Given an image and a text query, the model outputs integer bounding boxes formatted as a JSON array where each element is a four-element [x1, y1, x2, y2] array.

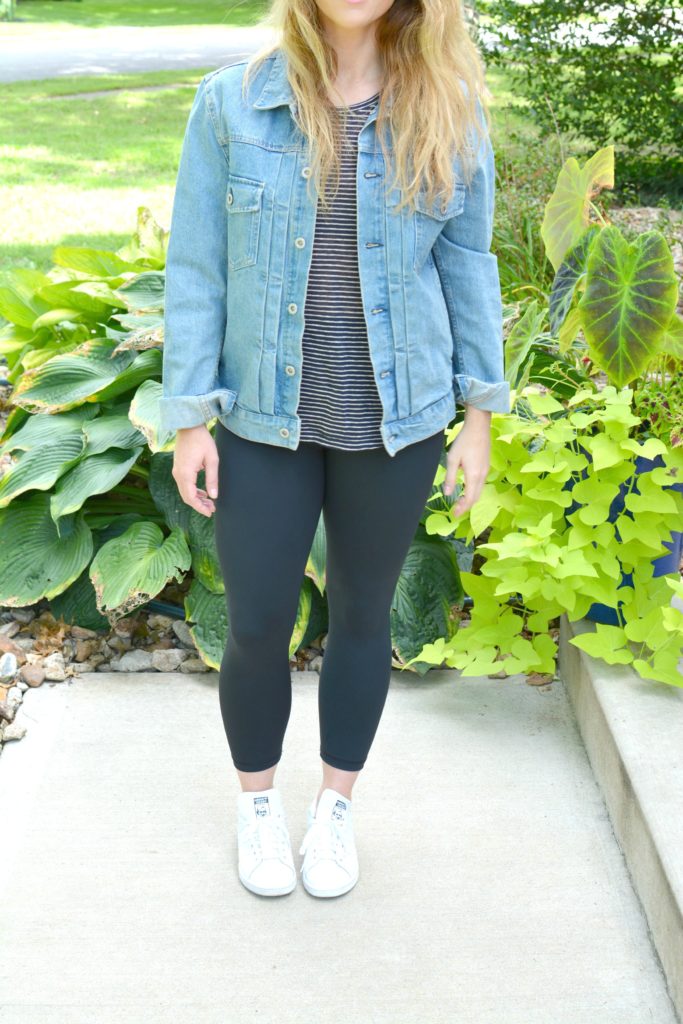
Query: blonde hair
[[240, 0, 492, 216]]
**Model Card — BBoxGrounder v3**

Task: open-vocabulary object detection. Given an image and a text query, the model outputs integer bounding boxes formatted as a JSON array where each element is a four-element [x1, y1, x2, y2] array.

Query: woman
[[160, 0, 509, 899]]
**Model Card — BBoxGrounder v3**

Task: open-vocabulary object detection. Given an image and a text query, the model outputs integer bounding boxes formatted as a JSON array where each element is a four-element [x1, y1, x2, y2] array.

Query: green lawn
[[10, 0, 267, 27], [0, 70, 215, 273]]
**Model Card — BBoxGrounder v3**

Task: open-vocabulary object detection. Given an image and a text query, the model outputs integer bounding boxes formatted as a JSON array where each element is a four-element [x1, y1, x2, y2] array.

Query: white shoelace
[[244, 817, 292, 862], [299, 817, 348, 866]]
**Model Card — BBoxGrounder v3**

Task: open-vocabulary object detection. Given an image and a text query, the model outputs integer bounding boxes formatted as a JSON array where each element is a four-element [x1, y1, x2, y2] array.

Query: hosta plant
[[0, 209, 460, 671]]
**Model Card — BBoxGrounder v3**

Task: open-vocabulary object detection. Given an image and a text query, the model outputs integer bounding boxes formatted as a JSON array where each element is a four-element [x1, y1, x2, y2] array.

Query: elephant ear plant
[[0, 208, 460, 671], [409, 145, 683, 687]]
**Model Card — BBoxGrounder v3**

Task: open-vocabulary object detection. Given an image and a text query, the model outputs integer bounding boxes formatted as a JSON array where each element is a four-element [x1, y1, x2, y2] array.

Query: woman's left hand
[[442, 407, 492, 517]]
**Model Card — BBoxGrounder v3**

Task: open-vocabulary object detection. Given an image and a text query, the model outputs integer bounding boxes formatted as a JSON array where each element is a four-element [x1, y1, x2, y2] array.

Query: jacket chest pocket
[[226, 174, 264, 271], [413, 182, 466, 272]]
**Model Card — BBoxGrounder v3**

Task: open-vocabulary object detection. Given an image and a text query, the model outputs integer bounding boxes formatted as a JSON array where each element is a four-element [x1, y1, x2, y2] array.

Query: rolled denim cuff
[[454, 374, 511, 414], [159, 387, 238, 432]]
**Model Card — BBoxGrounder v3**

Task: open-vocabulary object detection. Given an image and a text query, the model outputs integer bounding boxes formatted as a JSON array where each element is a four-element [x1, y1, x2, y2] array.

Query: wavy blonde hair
[[240, 0, 491, 216]]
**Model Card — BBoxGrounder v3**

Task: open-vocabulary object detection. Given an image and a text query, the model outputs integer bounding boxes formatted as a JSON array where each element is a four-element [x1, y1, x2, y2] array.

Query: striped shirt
[[297, 91, 385, 451]]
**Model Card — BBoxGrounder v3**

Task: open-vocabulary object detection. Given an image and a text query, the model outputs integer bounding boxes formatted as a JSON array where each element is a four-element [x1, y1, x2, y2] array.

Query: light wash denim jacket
[[160, 47, 510, 456]]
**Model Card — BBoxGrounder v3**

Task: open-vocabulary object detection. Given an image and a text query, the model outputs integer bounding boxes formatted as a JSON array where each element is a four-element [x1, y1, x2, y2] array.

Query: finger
[[179, 481, 216, 518], [203, 451, 219, 500], [453, 474, 487, 516], [442, 454, 461, 495]]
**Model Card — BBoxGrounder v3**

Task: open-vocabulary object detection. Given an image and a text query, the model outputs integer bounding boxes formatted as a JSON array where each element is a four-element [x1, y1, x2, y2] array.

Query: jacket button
[[288, 302, 298, 314], [280, 427, 290, 438], [294, 237, 306, 248], [285, 364, 295, 375], [302, 166, 312, 178], [380, 370, 390, 378], [227, 191, 233, 204]]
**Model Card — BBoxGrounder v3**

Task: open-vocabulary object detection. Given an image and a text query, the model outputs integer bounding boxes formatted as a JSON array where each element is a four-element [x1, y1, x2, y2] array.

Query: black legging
[[213, 421, 444, 773]]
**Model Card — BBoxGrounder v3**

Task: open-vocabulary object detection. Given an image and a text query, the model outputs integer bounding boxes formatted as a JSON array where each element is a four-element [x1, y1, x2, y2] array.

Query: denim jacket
[[160, 47, 510, 456]]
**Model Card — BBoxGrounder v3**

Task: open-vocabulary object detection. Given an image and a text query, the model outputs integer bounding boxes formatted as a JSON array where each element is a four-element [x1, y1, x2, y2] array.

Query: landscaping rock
[[112, 649, 155, 672], [43, 652, 66, 681], [172, 620, 196, 650], [151, 648, 189, 672], [20, 663, 45, 687]]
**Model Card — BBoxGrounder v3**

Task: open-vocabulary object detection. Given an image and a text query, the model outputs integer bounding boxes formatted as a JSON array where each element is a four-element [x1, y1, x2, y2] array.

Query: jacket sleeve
[[432, 98, 510, 414], [159, 73, 234, 432]]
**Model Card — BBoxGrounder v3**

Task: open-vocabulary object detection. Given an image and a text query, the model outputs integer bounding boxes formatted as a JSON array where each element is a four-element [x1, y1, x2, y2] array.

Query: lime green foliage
[[541, 146, 614, 273], [411, 385, 683, 687]]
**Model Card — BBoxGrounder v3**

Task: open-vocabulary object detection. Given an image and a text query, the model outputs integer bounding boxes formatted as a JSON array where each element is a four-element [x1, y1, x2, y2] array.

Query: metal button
[[302, 166, 312, 178], [380, 370, 391, 378], [227, 191, 233, 204], [285, 365, 295, 375], [389, 434, 396, 441], [280, 427, 290, 438], [288, 302, 298, 314], [370, 307, 385, 314], [295, 237, 306, 248]]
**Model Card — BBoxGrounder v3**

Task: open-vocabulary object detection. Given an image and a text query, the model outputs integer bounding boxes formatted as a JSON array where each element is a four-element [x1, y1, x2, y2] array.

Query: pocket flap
[[414, 181, 466, 220], [226, 175, 264, 213]]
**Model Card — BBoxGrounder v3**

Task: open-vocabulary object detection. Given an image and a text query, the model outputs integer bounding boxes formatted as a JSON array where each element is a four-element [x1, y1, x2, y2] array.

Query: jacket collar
[[252, 45, 392, 114]]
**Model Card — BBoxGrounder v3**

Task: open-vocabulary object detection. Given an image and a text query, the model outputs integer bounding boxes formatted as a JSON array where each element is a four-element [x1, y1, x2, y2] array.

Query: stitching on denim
[[203, 75, 231, 161]]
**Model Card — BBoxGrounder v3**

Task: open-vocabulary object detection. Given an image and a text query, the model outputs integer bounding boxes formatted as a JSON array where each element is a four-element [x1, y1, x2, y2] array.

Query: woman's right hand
[[172, 424, 220, 517]]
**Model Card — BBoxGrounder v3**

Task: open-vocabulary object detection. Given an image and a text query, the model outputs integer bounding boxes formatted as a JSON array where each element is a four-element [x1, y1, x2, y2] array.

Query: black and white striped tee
[[297, 91, 385, 451]]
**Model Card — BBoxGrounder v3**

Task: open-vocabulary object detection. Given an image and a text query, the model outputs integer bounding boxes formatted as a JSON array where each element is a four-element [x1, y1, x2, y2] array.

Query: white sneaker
[[299, 788, 359, 897], [236, 787, 297, 896]]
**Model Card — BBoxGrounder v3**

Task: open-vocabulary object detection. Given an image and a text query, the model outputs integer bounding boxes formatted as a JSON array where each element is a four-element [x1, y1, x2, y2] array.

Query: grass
[[0, 69, 215, 273], [8, 0, 268, 27]]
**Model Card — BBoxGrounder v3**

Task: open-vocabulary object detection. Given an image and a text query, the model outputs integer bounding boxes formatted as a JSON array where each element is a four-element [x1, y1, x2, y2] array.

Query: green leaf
[[391, 533, 464, 673], [577, 226, 678, 387], [289, 576, 313, 658], [184, 576, 229, 671], [658, 311, 683, 360], [549, 224, 601, 333], [522, 389, 566, 415], [0, 491, 93, 605], [0, 268, 55, 327], [51, 446, 144, 519], [505, 299, 546, 385], [540, 145, 614, 271], [11, 337, 138, 412], [0, 433, 86, 507], [90, 521, 191, 623], [569, 624, 632, 664]]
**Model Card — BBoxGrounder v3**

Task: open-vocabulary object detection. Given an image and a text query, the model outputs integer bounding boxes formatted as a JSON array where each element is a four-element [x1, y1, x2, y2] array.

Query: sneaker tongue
[[317, 789, 348, 821], [253, 795, 271, 817], [331, 798, 347, 822]]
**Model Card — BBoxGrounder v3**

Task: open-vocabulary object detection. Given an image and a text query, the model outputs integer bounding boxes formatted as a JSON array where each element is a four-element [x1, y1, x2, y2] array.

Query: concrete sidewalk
[[0, 667, 678, 1024]]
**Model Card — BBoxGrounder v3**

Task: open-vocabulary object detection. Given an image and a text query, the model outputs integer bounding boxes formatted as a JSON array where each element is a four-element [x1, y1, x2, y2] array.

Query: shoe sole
[[300, 870, 359, 898], [239, 871, 297, 897]]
